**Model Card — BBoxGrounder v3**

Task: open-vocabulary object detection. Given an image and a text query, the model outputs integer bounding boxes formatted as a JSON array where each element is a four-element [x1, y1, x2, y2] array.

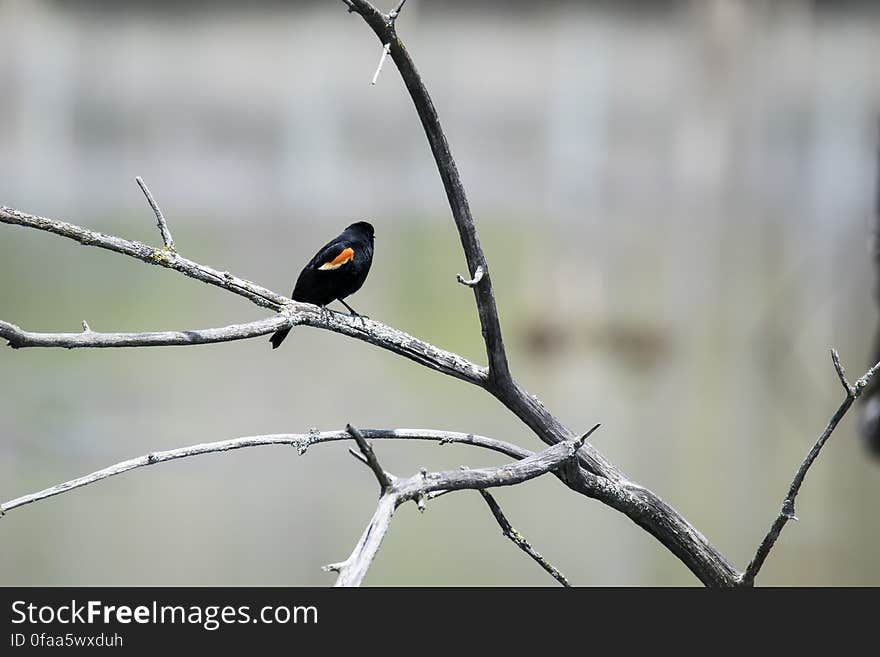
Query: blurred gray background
[[2, 0, 879, 586]]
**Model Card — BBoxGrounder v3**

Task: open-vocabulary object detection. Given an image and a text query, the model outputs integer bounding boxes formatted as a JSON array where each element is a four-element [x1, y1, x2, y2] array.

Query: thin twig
[[855, 358, 880, 393], [371, 43, 391, 86], [456, 265, 484, 288], [479, 489, 570, 586], [831, 348, 855, 396], [347, 448, 368, 466], [741, 350, 880, 585], [0, 308, 485, 383], [346, 448, 397, 487], [389, 0, 408, 21], [346, 447, 399, 492], [135, 176, 175, 251], [347, 424, 392, 493], [0, 206, 286, 311]]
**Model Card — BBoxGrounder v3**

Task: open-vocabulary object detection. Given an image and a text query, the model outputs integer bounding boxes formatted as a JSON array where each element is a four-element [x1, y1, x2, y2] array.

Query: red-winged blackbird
[[270, 221, 375, 349]]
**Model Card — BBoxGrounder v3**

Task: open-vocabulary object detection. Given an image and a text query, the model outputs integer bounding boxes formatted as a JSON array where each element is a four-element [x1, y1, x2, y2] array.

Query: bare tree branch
[[0, 415, 577, 588], [0, 205, 287, 311], [0, 316, 289, 349], [327, 437, 585, 587], [741, 350, 880, 586], [339, 0, 742, 588], [347, 424, 392, 493], [323, 494, 396, 583], [135, 176, 175, 251], [0, 428, 532, 516], [343, 0, 510, 385], [831, 348, 855, 396], [338, 0, 629, 493], [479, 489, 570, 587], [0, 207, 487, 384]]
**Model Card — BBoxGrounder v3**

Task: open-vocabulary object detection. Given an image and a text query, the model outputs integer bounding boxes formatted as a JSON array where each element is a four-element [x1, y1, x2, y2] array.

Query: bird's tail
[[269, 327, 291, 349]]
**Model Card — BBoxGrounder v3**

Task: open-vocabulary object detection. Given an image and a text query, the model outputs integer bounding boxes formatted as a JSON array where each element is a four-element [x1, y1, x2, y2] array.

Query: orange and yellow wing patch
[[318, 247, 355, 271]]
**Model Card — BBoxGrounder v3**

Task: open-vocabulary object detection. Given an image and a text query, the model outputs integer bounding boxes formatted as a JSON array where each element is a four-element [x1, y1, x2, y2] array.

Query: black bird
[[270, 221, 375, 349]]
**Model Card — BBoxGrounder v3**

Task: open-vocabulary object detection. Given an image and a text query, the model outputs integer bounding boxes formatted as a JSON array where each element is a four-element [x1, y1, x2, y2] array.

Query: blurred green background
[[2, 0, 880, 586]]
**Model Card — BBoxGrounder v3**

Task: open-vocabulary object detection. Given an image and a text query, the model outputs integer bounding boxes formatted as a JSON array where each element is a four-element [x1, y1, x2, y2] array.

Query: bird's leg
[[339, 299, 369, 324]]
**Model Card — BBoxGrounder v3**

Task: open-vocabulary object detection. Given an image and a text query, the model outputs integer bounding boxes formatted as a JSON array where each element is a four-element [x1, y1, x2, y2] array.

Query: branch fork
[[327, 433, 585, 586]]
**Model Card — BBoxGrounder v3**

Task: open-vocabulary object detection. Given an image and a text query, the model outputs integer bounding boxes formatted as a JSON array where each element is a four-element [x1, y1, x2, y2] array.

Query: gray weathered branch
[[341, 0, 741, 588], [0, 205, 287, 311], [741, 350, 880, 585], [0, 316, 288, 349], [0, 206, 486, 385], [344, 0, 510, 385], [0, 421, 577, 586], [0, 428, 531, 515], [327, 437, 585, 587]]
